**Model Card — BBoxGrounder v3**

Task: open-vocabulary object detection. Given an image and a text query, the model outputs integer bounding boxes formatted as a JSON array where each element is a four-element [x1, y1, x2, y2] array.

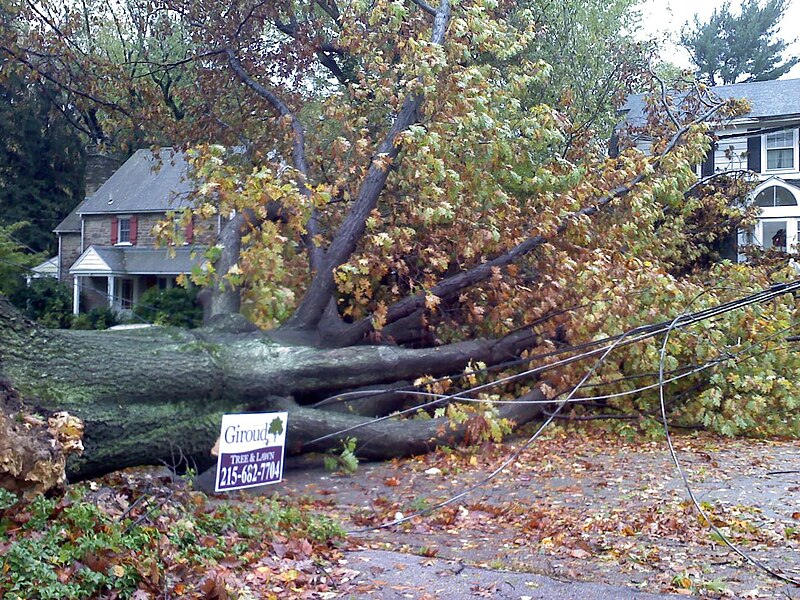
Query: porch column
[[107, 275, 116, 309], [73, 276, 81, 315]]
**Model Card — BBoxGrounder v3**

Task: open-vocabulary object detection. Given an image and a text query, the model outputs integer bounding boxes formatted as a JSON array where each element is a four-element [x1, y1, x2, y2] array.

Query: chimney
[[84, 144, 122, 198]]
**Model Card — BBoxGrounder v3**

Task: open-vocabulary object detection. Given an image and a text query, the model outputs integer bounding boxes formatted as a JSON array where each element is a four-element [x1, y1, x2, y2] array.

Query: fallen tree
[[2, 0, 769, 490], [0, 297, 545, 480]]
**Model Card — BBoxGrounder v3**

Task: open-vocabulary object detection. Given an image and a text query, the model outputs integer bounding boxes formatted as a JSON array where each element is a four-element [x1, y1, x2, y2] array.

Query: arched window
[[754, 185, 797, 208]]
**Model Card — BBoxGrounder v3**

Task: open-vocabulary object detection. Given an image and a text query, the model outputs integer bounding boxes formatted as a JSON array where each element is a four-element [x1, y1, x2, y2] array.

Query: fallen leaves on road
[[280, 425, 800, 597]]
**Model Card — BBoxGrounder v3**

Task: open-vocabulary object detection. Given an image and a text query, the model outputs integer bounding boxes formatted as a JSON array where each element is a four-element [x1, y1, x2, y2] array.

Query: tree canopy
[[680, 0, 799, 85], [515, 0, 646, 146]]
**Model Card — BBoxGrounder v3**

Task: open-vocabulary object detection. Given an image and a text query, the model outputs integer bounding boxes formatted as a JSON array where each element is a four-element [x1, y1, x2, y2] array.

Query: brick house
[[620, 78, 800, 259], [55, 148, 215, 314]]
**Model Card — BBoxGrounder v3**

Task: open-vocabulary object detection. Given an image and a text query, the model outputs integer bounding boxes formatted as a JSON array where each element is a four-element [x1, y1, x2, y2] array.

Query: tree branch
[[234, 0, 270, 39], [286, 0, 452, 331], [1, 44, 132, 116], [684, 169, 755, 195], [314, 0, 341, 22], [224, 48, 324, 273], [651, 69, 681, 130], [409, 0, 437, 16], [336, 100, 734, 345], [273, 19, 350, 84]]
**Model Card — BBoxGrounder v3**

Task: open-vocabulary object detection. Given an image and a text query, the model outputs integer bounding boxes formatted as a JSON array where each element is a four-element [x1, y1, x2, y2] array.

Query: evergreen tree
[[0, 67, 85, 255], [681, 0, 799, 85]]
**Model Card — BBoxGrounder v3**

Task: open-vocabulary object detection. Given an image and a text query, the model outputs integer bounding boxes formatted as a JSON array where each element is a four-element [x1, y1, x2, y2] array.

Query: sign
[[214, 412, 288, 492]]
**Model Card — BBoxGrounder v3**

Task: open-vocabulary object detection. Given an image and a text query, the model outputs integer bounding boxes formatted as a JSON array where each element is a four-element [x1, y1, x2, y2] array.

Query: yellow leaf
[[425, 293, 441, 311], [280, 569, 299, 582]]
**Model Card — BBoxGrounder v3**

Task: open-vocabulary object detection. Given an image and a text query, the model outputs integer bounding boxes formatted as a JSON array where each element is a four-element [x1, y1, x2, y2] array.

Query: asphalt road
[[341, 549, 681, 599]]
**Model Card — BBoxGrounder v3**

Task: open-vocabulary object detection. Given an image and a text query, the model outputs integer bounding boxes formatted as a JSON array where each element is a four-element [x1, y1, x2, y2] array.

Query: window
[[762, 221, 788, 252], [118, 218, 131, 243], [754, 185, 798, 207], [765, 129, 796, 171]]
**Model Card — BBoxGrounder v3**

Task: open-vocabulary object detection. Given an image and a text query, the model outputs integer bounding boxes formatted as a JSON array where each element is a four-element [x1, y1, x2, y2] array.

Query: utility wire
[[658, 297, 800, 586], [346, 278, 800, 584], [348, 314, 638, 533], [312, 281, 796, 413], [350, 319, 799, 408], [306, 279, 800, 446], [311, 284, 691, 411]]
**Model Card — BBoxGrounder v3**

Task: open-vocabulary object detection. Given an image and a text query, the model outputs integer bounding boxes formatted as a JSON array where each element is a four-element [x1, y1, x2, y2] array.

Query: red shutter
[[110, 216, 118, 245], [185, 217, 194, 244], [130, 215, 138, 245]]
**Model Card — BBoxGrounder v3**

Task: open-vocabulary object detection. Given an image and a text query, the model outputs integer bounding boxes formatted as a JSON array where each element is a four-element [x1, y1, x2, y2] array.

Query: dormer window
[[764, 129, 798, 171]]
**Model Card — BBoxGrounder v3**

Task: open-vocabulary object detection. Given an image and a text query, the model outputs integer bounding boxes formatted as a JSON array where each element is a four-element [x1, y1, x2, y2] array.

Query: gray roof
[[621, 78, 800, 128], [74, 246, 200, 275], [54, 200, 85, 233], [79, 148, 196, 215]]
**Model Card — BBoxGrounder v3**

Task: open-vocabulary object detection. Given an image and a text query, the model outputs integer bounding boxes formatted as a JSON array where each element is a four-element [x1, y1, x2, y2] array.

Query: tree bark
[[206, 211, 246, 318], [0, 298, 541, 482]]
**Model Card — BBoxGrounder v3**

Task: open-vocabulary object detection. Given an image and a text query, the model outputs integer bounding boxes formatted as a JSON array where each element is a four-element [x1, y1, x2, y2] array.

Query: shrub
[[70, 307, 119, 330], [70, 313, 92, 330], [10, 278, 73, 328], [134, 286, 202, 328]]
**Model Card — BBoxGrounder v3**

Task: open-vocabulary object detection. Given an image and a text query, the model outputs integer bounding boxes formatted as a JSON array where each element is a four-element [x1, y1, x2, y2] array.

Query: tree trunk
[[0, 299, 542, 482]]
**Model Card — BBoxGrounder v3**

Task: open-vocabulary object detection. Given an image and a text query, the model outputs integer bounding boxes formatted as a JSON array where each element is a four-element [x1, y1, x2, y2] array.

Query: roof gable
[[32, 256, 58, 275], [70, 247, 115, 274]]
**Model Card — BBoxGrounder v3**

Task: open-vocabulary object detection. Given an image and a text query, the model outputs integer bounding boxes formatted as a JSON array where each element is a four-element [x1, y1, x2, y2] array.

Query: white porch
[[68, 246, 187, 314]]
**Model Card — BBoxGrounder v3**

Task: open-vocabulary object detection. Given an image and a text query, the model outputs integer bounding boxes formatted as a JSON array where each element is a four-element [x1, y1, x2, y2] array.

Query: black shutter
[[701, 139, 716, 177], [747, 129, 761, 172]]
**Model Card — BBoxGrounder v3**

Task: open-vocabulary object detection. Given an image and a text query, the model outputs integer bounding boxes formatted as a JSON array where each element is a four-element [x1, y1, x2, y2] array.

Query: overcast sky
[[637, 0, 800, 79]]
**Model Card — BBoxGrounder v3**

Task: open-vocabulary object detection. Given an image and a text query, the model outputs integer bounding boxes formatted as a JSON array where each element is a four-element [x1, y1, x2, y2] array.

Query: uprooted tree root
[[0, 378, 84, 498]]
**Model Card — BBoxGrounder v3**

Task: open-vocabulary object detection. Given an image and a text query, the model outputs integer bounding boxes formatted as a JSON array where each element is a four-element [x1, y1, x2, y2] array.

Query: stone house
[[54, 148, 216, 314]]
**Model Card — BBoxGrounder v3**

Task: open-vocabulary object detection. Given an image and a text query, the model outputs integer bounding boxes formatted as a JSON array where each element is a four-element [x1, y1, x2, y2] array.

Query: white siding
[[70, 248, 111, 274], [714, 131, 749, 173], [634, 137, 652, 154]]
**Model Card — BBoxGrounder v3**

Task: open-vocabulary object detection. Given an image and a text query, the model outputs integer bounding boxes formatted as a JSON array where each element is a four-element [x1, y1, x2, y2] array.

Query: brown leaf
[[83, 551, 110, 573]]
